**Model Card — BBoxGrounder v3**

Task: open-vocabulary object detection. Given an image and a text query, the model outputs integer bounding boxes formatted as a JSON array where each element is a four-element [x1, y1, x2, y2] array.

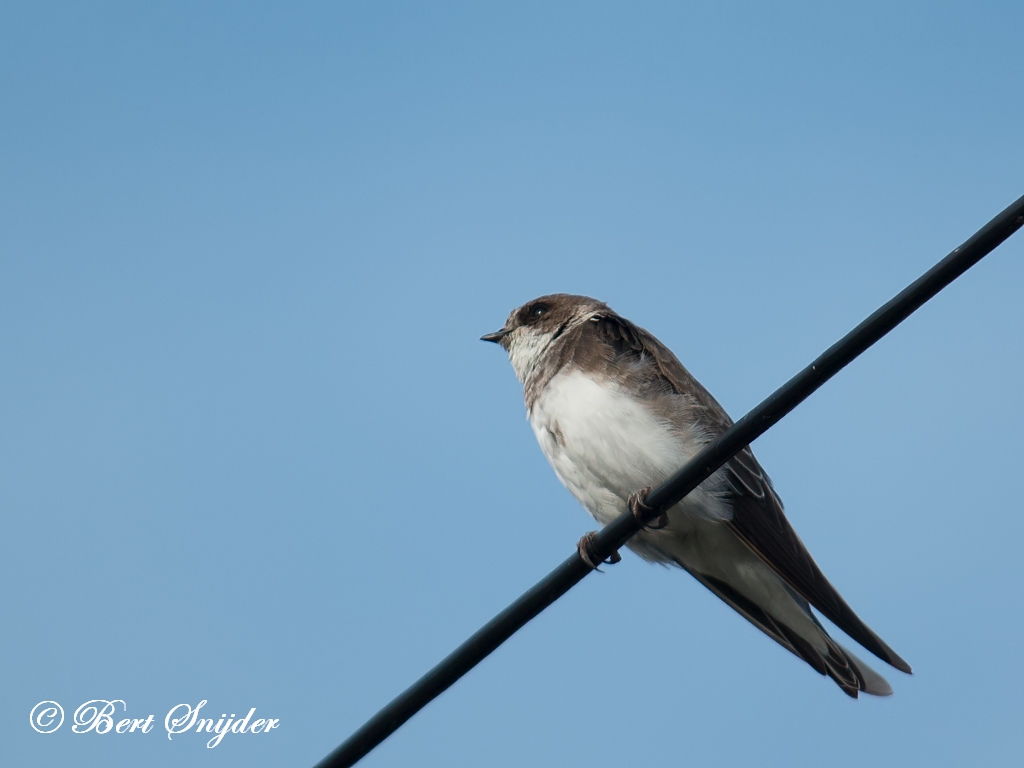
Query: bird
[[481, 293, 911, 697]]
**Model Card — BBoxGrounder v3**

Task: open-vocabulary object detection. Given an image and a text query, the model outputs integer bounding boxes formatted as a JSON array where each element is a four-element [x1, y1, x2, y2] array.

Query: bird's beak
[[480, 328, 509, 344]]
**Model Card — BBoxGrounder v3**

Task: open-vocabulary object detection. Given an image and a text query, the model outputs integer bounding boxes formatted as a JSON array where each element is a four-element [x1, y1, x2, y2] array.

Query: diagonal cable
[[316, 193, 1024, 768]]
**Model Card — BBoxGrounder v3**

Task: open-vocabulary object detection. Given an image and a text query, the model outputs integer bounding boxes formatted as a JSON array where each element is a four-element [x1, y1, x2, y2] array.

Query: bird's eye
[[529, 303, 549, 319]]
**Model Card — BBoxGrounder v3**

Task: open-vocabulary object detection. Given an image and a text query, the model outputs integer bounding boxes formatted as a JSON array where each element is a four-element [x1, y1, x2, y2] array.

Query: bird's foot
[[577, 531, 621, 571], [629, 487, 668, 530]]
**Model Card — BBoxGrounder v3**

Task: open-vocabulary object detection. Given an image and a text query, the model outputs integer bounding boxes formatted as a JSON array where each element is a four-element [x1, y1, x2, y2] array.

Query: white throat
[[506, 329, 557, 384]]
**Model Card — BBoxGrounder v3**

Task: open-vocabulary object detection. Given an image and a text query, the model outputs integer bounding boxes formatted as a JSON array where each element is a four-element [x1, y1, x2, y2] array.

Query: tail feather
[[684, 565, 894, 698], [840, 644, 894, 697]]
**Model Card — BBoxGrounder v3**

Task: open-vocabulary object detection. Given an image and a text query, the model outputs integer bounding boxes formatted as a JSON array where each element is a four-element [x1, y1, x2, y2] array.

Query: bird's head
[[481, 293, 607, 382]]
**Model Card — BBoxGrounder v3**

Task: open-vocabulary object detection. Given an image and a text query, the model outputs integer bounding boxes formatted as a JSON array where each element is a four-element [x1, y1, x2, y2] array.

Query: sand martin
[[482, 293, 911, 697]]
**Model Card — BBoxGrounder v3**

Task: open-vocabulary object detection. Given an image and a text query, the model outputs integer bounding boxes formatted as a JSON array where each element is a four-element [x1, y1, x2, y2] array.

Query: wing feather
[[591, 312, 911, 674]]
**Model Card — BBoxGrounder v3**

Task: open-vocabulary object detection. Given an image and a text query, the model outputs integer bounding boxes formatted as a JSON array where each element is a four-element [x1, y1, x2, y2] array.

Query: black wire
[[315, 194, 1024, 768]]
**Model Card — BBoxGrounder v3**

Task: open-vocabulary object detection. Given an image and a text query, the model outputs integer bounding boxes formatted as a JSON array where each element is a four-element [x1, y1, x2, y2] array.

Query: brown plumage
[[484, 293, 911, 697]]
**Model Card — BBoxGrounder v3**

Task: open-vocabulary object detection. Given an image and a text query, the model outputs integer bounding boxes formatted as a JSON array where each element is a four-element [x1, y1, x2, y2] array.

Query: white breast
[[529, 370, 732, 528]]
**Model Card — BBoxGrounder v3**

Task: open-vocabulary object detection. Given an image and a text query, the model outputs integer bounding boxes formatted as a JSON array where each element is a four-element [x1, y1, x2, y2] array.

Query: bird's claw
[[577, 531, 621, 571], [629, 486, 668, 530]]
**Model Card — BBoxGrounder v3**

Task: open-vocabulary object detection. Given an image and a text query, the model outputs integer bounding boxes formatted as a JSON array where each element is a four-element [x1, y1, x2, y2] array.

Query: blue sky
[[2, 2, 1022, 766]]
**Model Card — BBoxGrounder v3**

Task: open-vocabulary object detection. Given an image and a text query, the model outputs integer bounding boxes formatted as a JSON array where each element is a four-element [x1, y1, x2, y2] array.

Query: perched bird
[[482, 293, 911, 697]]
